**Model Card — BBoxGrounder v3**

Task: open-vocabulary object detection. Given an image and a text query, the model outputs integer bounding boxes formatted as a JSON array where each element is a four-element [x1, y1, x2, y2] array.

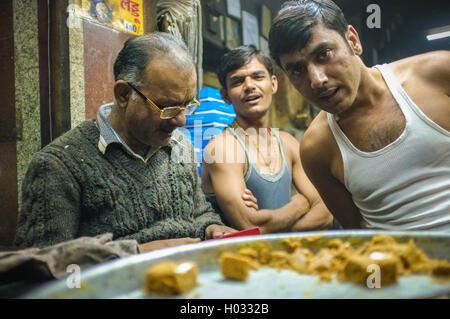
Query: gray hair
[[113, 31, 194, 92]]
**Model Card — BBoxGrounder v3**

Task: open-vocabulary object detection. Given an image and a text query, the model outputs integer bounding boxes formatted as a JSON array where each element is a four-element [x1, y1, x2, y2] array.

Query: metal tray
[[24, 230, 450, 299]]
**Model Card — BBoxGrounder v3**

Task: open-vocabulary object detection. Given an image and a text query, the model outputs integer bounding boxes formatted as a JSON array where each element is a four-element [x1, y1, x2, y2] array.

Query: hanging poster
[[75, 0, 144, 35], [242, 11, 259, 49]]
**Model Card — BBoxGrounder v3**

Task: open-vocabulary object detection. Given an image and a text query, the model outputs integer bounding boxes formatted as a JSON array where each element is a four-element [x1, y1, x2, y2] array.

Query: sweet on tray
[[143, 234, 450, 295], [341, 251, 399, 286], [218, 234, 450, 287], [144, 261, 199, 295], [220, 252, 260, 281]]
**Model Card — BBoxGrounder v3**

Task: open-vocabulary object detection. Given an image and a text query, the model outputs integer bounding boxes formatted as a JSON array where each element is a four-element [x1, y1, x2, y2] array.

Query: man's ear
[[271, 75, 278, 95], [220, 88, 232, 105], [346, 25, 363, 56], [114, 80, 131, 108]]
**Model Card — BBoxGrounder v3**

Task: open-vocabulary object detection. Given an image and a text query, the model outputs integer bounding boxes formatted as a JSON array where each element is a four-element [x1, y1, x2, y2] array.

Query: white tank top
[[327, 63, 450, 231]]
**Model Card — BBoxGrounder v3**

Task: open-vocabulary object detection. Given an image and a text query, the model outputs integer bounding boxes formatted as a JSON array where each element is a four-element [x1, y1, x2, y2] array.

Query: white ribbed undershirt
[[327, 63, 450, 231]]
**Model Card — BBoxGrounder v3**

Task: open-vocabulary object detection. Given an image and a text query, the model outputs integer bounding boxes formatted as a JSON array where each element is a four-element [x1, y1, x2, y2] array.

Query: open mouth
[[243, 94, 262, 103], [318, 88, 339, 102]]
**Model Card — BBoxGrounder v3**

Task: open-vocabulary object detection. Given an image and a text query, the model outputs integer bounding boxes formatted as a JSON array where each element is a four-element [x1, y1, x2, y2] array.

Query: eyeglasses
[[127, 82, 200, 119]]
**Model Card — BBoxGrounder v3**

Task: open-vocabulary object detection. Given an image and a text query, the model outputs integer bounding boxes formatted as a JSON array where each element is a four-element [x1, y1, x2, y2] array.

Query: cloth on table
[[0, 233, 138, 284]]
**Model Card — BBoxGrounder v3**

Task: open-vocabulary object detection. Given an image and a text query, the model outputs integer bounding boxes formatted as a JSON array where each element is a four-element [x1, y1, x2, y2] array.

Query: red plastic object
[[210, 227, 261, 240]]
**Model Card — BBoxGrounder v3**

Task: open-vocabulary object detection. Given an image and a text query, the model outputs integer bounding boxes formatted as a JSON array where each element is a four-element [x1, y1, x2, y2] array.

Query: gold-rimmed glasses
[[127, 82, 199, 119]]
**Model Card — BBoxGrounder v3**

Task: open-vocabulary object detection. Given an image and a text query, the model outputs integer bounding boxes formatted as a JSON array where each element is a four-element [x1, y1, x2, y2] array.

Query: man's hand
[[242, 188, 258, 210], [205, 224, 237, 239], [138, 237, 200, 253]]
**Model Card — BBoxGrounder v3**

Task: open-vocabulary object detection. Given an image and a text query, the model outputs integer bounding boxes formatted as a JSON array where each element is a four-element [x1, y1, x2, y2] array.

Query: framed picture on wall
[[225, 17, 241, 50]]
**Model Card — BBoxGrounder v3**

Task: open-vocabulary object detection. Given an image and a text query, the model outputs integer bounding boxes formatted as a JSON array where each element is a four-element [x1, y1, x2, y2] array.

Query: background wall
[[0, 0, 448, 246], [334, 0, 450, 65], [201, 0, 310, 139], [0, 0, 157, 246], [201, 0, 450, 138]]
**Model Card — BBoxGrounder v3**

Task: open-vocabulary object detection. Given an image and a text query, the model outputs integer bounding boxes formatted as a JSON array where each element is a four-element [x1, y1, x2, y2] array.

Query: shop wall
[[0, 0, 42, 246], [0, 0, 156, 246]]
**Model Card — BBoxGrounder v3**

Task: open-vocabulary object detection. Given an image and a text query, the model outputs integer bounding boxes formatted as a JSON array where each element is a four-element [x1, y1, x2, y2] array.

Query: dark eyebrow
[[283, 41, 333, 72], [165, 101, 181, 107], [310, 41, 333, 56], [229, 70, 267, 82], [229, 75, 245, 82], [161, 96, 195, 107], [284, 61, 304, 73], [252, 70, 267, 76]]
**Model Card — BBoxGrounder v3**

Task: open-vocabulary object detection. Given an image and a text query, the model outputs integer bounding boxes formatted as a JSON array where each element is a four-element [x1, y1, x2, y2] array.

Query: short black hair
[[217, 45, 274, 89], [269, 0, 349, 67]]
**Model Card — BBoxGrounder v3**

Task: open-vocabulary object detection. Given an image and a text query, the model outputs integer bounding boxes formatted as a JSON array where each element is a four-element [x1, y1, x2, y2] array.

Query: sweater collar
[[96, 103, 162, 163]]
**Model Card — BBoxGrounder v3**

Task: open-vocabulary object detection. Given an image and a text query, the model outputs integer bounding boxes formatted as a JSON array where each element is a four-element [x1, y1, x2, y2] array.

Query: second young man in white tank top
[[269, 0, 450, 230]]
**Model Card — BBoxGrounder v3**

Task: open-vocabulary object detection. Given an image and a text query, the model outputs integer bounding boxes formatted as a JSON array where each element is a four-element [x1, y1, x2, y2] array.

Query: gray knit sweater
[[15, 120, 222, 248]]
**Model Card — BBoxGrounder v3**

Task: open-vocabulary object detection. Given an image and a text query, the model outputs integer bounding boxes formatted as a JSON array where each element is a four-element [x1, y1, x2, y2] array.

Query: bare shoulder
[[391, 51, 450, 87], [278, 130, 300, 143], [203, 129, 226, 155], [301, 112, 333, 155], [300, 112, 339, 170], [203, 128, 245, 166], [278, 130, 300, 149], [203, 129, 236, 155], [278, 130, 300, 162], [390, 51, 450, 130]]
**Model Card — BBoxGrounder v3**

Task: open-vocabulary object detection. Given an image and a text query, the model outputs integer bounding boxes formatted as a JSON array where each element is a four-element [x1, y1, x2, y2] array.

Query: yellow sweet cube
[[144, 261, 199, 295], [220, 252, 260, 281]]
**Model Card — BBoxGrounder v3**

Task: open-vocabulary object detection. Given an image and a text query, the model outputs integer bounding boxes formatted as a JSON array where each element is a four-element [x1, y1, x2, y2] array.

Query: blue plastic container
[[183, 87, 236, 176]]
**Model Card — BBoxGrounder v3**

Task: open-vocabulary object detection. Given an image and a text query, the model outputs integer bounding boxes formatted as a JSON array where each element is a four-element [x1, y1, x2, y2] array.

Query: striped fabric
[[96, 103, 160, 163]]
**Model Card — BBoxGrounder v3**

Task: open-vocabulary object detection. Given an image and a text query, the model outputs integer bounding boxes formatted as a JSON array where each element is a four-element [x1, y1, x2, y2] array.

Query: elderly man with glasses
[[15, 32, 235, 252]]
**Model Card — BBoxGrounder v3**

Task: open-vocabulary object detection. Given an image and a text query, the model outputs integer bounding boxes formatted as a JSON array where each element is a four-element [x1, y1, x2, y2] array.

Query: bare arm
[[289, 157, 334, 231], [205, 161, 309, 233], [202, 134, 309, 234], [138, 237, 201, 253], [280, 132, 333, 231], [393, 51, 450, 131], [413, 50, 450, 96], [299, 123, 363, 229]]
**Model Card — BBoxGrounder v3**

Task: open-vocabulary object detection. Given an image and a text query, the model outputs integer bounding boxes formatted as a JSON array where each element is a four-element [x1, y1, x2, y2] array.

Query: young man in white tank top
[[201, 46, 333, 233], [268, 0, 450, 230]]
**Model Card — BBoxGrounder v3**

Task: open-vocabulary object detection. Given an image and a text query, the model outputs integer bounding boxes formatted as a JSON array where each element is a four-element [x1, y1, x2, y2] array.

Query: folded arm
[[204, 158, 310, 234], [286, 132, 334, 231]]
